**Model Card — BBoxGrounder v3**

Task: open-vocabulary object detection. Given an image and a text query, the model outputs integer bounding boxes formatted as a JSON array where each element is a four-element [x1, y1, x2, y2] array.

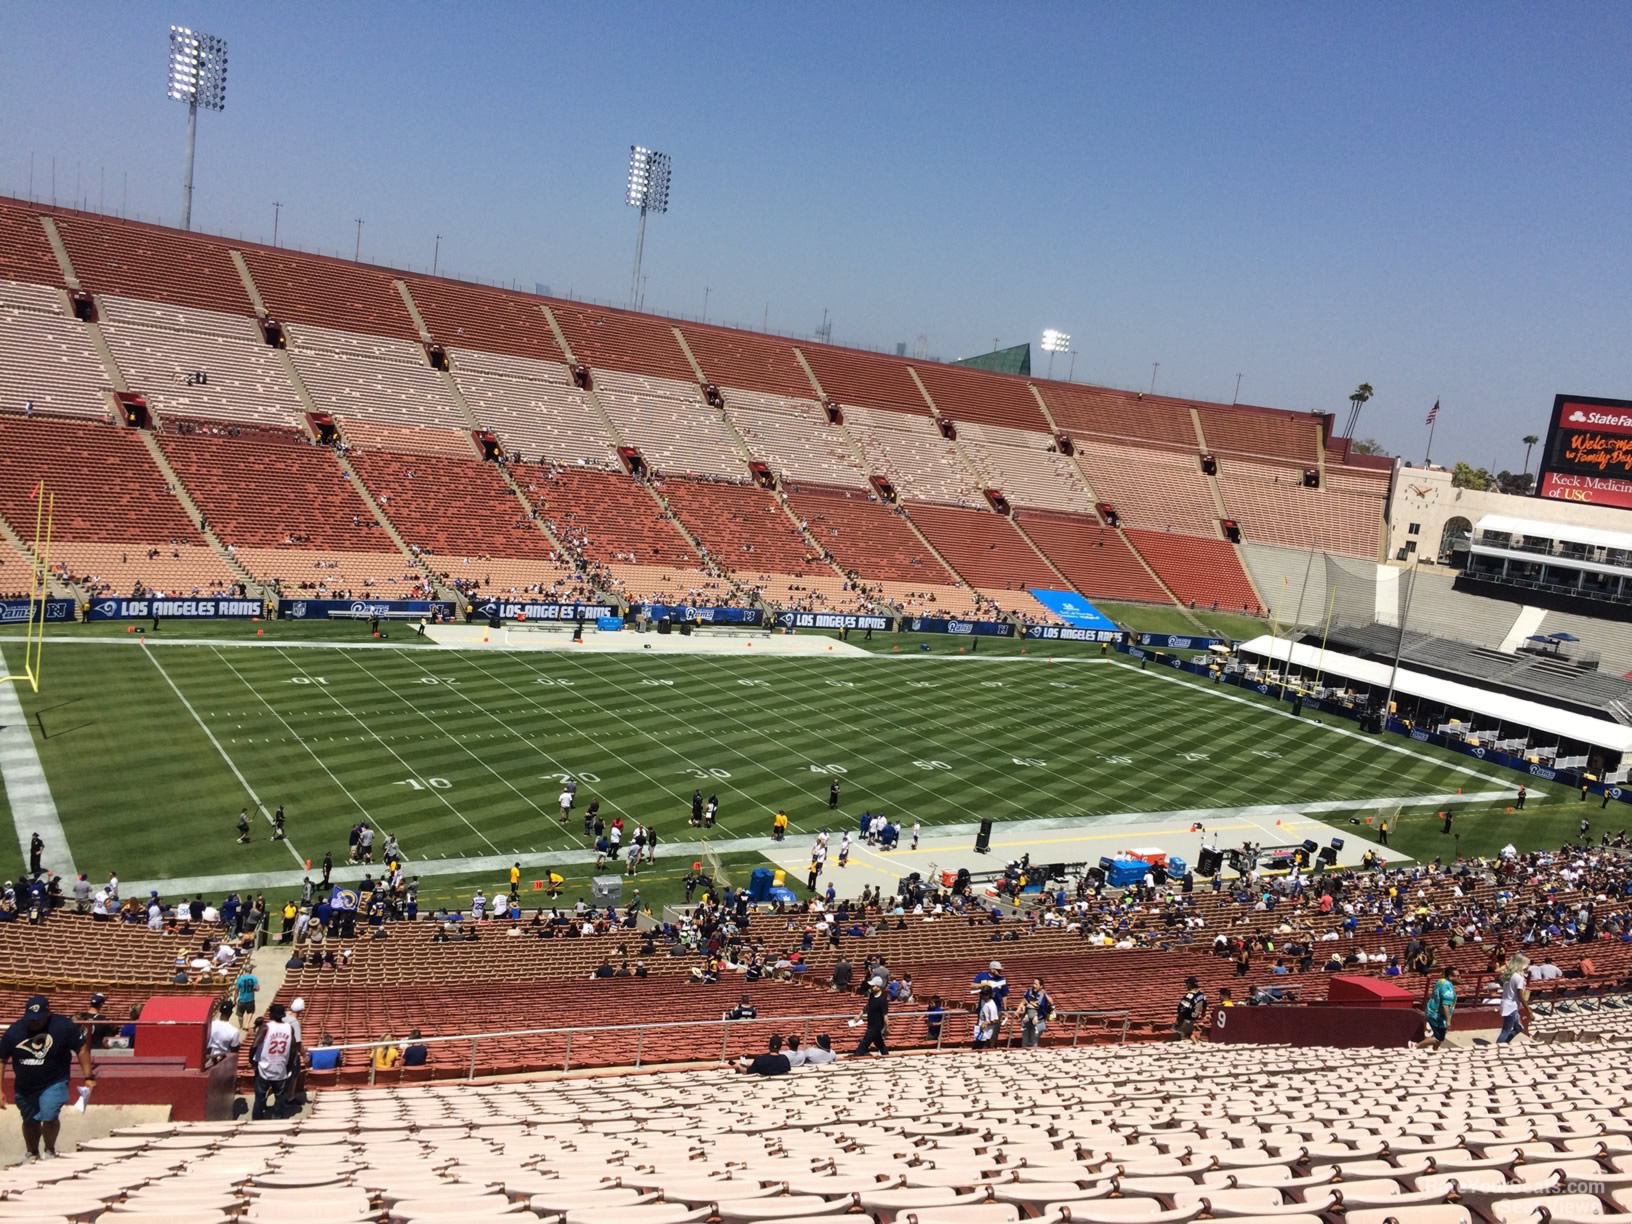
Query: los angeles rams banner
[[86, 597, 263, 621], [640, 604, 763, 625], [328, 885, 359, 912], [906, 616, 1014, 637], [1025, 625, 1125, 643], [279, 599, 456, 620], [777, 611, 892, 631], [470, 599, 618, 621], [0, 598, 75, 625], [1137, 632, 1225, 650]]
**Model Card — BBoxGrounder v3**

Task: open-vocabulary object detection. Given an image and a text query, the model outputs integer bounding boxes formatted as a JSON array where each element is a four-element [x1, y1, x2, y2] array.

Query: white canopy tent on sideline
[[1235, 634, 1632, 758]]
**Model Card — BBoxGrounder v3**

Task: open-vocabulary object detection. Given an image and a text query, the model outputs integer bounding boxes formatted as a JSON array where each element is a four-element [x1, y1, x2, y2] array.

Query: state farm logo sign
[[1567, 409, 1632, 429]]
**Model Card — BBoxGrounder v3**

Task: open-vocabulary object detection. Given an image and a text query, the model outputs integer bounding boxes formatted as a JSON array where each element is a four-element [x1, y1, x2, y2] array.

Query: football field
[[0, 628, 1571, 901]]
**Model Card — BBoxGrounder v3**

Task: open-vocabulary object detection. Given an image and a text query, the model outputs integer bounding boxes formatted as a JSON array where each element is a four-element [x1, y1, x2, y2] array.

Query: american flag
[[1426, 400, 1440, 426]]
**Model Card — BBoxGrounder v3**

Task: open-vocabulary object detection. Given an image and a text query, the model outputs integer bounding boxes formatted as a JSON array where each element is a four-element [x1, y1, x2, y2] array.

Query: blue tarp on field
[[1026, 589, 1120, 632]]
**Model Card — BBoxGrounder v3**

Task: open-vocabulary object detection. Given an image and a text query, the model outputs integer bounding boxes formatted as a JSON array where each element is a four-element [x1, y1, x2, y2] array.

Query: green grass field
[[0, 624, 1583, 905]]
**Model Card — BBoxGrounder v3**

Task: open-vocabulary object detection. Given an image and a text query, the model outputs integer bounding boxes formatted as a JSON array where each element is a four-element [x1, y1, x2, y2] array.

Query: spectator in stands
[[307, 1035, 342, 1072], [724, 995, 758, 1021], [852, 982, 890, 1057], [402, 1030, 429, 1067], [206, 1001, 240, 1065], [1497, 955, 1531, 1044], [1417, 966, 1458, 1051], [0, 995, 95, 1162], [1176, 977, 1207, 1041], [736, 1034, 791, 1076], [371, 1034, 401, 1074], [119, 1005, 142, 1049], [973, 985, 1001, 1051], [250, 1003, 299, 1120], [802, 1034, 838, 1065], [234, 964, 260, 1028], [83, 994, 118, 1048]]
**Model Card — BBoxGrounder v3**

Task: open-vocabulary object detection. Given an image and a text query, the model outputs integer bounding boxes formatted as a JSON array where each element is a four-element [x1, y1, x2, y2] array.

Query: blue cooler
[[747, 866, 774, 902]]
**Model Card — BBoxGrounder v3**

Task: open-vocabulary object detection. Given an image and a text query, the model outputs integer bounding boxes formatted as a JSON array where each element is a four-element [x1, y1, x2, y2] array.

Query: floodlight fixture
[[625, 145, 672, 307], [167, 24, 228, 230], [1041, 328, 1072, 378]]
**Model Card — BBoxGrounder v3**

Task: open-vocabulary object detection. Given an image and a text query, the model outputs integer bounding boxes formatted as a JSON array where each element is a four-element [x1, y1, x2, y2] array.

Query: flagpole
[[1424, 402, 1438, 465]]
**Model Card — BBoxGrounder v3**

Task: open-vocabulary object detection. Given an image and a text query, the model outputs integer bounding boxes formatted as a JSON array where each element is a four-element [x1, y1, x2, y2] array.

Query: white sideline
[[0, 647, 76, 878]]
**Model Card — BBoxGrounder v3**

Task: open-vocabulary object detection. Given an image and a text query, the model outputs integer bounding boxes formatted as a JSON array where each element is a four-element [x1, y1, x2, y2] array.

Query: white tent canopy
[[1237, 635, 1632, 754], [1474, 513, 1632, 554]]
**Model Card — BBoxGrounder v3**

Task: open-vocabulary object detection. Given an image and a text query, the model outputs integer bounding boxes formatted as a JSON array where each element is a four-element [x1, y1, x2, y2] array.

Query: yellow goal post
[[0, 482, 54, 693]]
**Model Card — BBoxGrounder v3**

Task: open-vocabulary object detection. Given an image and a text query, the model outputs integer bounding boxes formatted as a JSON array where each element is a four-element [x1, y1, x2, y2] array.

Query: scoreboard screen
[[1537, 394, 1632, 512]]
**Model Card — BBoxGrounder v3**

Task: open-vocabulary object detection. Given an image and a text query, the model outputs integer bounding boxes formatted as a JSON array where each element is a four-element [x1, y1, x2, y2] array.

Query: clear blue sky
[[3, 2, 1628, 469]]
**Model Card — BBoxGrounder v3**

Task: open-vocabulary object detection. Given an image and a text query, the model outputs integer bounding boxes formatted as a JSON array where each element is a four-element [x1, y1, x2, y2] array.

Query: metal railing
[[301, 1005, 1133, 1086]]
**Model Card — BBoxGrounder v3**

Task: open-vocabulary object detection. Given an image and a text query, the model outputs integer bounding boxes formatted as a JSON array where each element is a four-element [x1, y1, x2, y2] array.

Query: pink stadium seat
[[406, 277, 564, 364], [551, 301, 696, 382], [1215, 457, 1383, 558], [0, 199, 63, 284], [527, 466, 697, 569], [913, 362, 1050, 432], [240, 246, 420, 342], [801, 344, 932, 417], [0, 417, 238, 596], [54, 212, 251, 318], [1074, 440, 1220, 537], [98, 296, 308, 431], [157, 419, 427, 595], [1197, 405, 1321, 464], [0, 280, 112, 420], [659, 478, 828, 578], [679, 322, 815, 400], [1124, 530, 1262, 614], [1037, 384, 1200, 448], [784, 485, 959, 585], [1014, 510, 1169, 603], [905, 503, 1063, 592]]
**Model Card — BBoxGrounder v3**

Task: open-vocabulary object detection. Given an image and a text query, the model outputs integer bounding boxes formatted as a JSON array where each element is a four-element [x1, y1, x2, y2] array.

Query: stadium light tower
[[167, 25, 228, 231], [1040, 328, 1071, 380], [625, 145, 672, 309]]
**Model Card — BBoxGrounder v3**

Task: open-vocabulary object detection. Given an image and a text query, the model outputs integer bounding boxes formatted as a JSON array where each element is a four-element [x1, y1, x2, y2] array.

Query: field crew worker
[[1, 995, 95, 1161]]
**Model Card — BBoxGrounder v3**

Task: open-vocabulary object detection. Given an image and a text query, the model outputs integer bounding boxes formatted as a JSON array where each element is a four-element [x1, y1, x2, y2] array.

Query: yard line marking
[[568, 653, 1013, 823], [0, 648, 76, 878], [275, 649, 507, 856], [140, 643, 306, 868], [207, 646, 374, 824], [543, 652, 971, 828], [443, 649, 748, 834]]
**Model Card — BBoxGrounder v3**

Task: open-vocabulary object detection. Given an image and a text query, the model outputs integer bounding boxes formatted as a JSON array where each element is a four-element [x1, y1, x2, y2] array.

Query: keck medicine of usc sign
[[1538, 395, 1632, 512]]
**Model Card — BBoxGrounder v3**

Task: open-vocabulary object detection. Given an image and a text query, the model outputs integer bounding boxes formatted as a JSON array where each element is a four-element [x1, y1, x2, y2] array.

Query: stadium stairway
[[1534, 609, 1632, 681]]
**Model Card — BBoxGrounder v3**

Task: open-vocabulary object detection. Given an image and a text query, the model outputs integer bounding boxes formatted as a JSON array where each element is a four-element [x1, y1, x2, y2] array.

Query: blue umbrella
[[1547, 631, 1580, 642], [1525, 635, 1552, 643]]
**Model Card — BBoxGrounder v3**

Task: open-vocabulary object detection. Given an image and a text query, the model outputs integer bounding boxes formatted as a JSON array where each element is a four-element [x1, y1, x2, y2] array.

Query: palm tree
[[1521, 434, 1540, 477], [1343, 383, 1374, 440]]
